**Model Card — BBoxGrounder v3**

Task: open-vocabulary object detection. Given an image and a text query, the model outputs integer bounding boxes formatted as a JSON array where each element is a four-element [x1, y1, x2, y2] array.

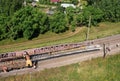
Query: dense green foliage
[[0, 0, 120, 40], [1, 6, 49, 40], [87, 0, 120, 22], [1, 54, 120, 81], [26, 0, 33, 3], [0, 0, 24, 16], [50, 11, 68, 33], [76, 6, 103, 26], [0, 22, 120, 53], [39, 0, 51, 4], [71, 0, 79, 5], [0, 0, 24, 40], [15, 6, 48, 39]]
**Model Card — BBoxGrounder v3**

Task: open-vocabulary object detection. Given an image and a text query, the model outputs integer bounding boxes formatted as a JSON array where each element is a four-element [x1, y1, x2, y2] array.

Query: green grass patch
[[0, 22, 120, 53], [1, 54, 120, 81]]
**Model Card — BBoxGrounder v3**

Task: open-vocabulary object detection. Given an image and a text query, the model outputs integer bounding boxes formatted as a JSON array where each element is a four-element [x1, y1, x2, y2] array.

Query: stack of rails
[[0, 43, 101, 72]]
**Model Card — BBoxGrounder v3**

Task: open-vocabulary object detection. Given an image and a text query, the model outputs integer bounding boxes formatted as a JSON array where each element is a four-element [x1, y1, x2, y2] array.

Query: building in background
[[51, 0, 60, 3], [34, 0, 39, 2], [61, 3, 76, 8]]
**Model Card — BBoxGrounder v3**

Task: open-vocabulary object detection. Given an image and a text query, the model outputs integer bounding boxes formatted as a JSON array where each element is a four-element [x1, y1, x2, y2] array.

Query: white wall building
[[34, 0, 39, 2], [61, 3, 76, 8]]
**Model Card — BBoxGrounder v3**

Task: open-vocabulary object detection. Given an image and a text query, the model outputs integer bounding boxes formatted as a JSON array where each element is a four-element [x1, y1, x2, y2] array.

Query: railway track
[[84, 34, 120, 45], [0, 34, 120, 77], [0, 46, 119, 77]]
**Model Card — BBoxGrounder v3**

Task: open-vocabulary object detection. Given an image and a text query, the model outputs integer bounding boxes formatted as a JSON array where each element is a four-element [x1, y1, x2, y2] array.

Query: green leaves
[[0, 0, 119, 41], [87, 0, 120, 22], [23, 27, 34, 39], [0, 0, 24, 40], [76, 6, 103, 26], [50, 12, 68, 33], [71, 0, 79, 5], [39, 0, 51, 4], [0, 6, 49, 40], [0, 0, 24, 16]]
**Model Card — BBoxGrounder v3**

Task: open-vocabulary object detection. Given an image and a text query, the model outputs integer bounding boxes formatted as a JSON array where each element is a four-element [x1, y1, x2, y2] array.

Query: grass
[[0, 53, 120, 81], [0, 22, 120, 53]]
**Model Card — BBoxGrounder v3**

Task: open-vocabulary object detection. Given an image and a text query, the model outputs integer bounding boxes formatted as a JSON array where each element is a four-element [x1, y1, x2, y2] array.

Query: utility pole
[[103, 43, 106, 58], [86, 15, 91, 41], [29, 72, 32, 81]]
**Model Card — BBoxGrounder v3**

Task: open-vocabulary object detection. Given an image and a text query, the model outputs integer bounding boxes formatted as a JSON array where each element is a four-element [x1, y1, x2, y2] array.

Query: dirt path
[[0, 28, 82, 50]]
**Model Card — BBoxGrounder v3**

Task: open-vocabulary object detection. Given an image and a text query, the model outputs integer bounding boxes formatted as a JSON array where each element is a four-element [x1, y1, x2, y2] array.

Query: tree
[[76, 6, 103, 26], [50, 11, 68, 33], [87, 0, 120, 22], [39, 0, 50, 4], [23, 26, 34, 39], [26, 0, 33, 3], [65, 7, 77, 31], [0, 0, 24, 16], [3, 6, 49, 40], [71, 0, 79, 5], [66, 7, 75, 24], [98, 0, 120, 22], [71, 20, 76, 32], [0, 0, 24, 40]]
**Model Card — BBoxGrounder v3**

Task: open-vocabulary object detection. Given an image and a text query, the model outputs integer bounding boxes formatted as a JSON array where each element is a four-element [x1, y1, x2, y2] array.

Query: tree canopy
[[0, 6, 49, 40], [87, 0, 120, 22], [0, 0, 24, 16], [0, 0, 120, 40], [50, 11, 68, 33]]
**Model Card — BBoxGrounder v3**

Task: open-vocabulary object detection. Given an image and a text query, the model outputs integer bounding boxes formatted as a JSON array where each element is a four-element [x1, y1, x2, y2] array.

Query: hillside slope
[[0, 22, 120, 53]]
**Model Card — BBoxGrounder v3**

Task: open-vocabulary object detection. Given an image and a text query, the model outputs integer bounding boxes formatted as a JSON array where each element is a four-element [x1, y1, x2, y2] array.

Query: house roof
[[61, 3, 76, 8], [51, 0, 60, 2]]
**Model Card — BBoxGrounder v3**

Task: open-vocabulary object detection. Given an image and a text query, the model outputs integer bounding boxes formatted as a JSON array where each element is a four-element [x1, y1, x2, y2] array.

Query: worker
[[106, 47, 111, 52], [23, 51, 32, 68], [116, 43, 119, 47], [33, 61, 38, 69], [2, 66, 8, 72]]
